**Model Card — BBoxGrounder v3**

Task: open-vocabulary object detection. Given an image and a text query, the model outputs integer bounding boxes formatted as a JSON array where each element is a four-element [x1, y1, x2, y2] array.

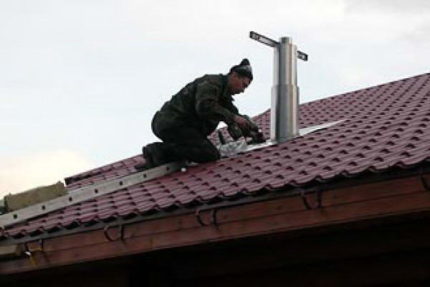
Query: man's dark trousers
[[151, 114, 220, 164]]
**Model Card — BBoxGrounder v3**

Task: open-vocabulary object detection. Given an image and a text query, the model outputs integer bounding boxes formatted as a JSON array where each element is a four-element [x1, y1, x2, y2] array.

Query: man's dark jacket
[[153, 74, 239, 136]]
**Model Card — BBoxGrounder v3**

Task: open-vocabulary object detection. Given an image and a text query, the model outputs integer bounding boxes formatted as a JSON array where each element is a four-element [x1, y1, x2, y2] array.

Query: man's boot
[[135, 142, 168, 171]]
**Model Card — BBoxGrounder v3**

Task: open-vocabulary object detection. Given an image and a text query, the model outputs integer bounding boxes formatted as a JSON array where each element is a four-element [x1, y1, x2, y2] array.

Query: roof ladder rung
[[0, 161, 186, 229]]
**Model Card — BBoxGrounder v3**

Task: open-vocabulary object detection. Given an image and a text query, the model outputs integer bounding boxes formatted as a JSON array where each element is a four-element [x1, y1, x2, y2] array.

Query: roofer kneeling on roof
[[136, 58, 262, 171]]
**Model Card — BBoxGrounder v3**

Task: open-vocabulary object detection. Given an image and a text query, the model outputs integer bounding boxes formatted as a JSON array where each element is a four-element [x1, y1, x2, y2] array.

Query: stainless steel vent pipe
[[250, 31, 307, 143], [271, 37, 299, 142]]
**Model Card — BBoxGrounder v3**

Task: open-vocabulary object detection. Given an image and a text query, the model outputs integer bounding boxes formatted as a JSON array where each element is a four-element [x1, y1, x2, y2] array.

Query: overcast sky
[[1, 0, 429, 196]]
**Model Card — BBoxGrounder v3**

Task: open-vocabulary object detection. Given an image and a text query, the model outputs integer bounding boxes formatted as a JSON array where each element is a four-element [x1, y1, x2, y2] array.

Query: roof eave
[[1, 170, 430, 275]]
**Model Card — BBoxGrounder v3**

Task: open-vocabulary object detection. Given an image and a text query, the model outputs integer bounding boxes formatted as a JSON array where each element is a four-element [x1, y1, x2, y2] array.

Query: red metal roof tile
[[2, 72, 430, 241]]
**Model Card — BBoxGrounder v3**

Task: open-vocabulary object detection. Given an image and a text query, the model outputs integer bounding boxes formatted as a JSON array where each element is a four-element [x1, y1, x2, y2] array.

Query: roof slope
[[2, 73, 430, 240]]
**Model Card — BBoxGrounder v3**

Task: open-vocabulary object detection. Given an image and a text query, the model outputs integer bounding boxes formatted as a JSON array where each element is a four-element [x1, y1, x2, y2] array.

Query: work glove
[[227, 115, 249, 140], [241, 115, 259, 135], [227, 123, 243, 140], [228, 115, 266, 143], [241, 115, 266, 143]]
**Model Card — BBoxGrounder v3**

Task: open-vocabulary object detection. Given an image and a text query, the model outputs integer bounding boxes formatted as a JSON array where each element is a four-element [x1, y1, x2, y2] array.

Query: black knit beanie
[[230, 58, 253, 81]]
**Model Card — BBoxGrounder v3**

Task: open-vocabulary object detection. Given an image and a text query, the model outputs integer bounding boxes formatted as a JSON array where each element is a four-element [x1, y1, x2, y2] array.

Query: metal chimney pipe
[[249, 31, 306, 142], [270, 37, 299, 142]]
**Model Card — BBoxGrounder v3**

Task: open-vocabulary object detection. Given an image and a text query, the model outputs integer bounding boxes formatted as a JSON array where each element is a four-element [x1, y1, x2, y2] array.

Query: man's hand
[[228, 115, 264, 142], [234, 115, 254, 132]]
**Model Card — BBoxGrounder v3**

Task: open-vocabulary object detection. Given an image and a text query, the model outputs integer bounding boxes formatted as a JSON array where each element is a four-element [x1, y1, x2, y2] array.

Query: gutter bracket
[[195, 208, 219, 227], [300, 188, 323, 210], [103, 224, 125, 242]]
